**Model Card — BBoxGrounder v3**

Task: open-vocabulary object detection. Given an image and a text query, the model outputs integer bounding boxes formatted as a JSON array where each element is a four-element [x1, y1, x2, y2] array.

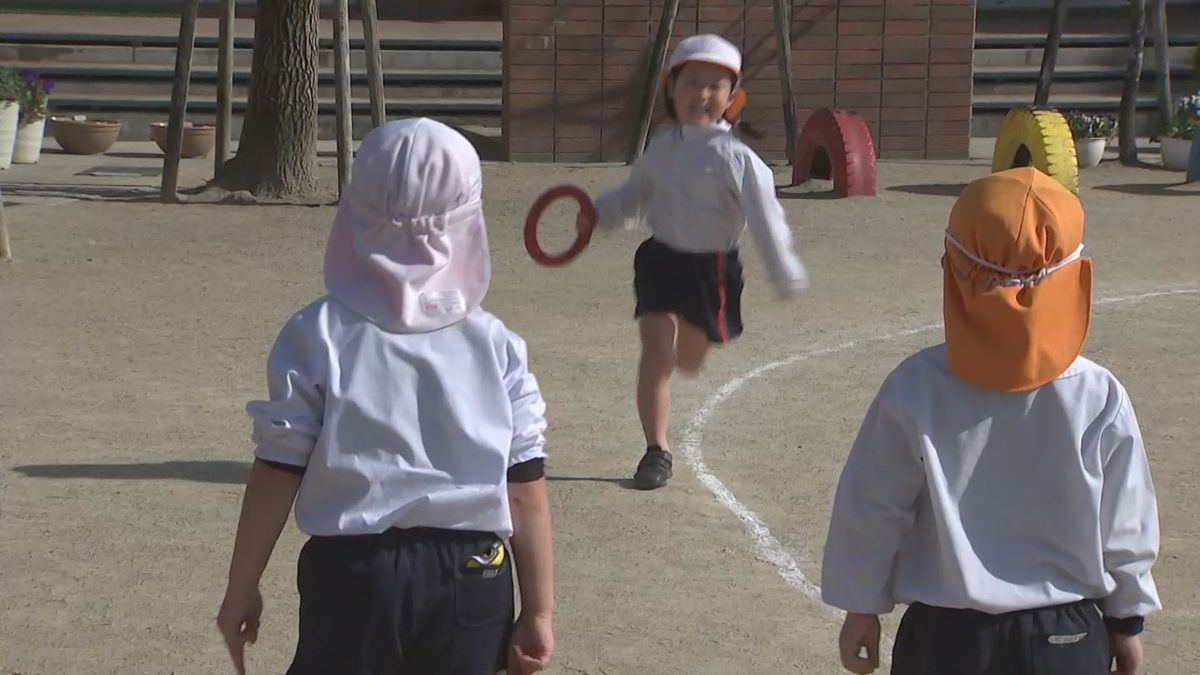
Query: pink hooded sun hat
[[324, 118, 490, 333]]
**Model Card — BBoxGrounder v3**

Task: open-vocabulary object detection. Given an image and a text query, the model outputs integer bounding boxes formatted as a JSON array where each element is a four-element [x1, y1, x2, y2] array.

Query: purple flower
[[20, 68, 38, 83], [42, 79, 54, 94]]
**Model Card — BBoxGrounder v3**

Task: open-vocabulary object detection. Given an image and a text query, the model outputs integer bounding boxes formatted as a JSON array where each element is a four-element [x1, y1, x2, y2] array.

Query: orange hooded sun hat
[[943, 167, 1093, 392]]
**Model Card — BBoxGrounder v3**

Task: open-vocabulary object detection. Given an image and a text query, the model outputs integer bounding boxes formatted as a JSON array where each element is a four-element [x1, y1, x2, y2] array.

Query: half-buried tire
[[991, 107, 1079, 194], [791, 109, 877, 198]]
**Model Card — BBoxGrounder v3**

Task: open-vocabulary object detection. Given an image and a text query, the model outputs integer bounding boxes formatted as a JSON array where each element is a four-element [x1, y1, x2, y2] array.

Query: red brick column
[[601, 0, 652, 162], [503, 1, 556, 162], [880, 0, 931, 158], [927, 0, 975, 158], [504, 0, 974, 162]]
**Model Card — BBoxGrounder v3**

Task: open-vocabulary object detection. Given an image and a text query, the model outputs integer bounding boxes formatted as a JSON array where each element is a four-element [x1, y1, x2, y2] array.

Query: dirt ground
[[1, 152, 1198, 674]]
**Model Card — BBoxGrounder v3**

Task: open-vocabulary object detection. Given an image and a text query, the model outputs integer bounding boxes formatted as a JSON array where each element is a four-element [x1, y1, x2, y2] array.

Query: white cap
[[667, 34, 742, 80]]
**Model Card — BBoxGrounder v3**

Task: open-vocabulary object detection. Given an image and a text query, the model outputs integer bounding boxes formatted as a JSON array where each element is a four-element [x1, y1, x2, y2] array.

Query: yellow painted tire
[[991, 107, 1079, 193]]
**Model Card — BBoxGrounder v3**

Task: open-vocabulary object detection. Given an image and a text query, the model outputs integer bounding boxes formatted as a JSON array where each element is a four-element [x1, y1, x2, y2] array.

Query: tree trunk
[[214, 0, 319, 197], [1034, 0, 1070, 106], [1119, 0, 1146, 165], [1149, 0, 1172, 131]]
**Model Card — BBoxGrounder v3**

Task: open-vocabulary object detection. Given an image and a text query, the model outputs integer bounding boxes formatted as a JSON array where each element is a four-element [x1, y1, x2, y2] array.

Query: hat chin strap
[[945, 232, 1085, 289]]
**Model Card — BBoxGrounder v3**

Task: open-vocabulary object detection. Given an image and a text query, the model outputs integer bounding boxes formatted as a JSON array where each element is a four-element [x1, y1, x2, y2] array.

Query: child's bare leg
[[675, 320, 711, 375], [637, 313, 677, 449]]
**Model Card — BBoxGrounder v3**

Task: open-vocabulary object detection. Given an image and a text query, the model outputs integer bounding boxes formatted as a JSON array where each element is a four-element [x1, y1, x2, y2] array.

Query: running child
[[591, 33, 810, 490], [821, 167, 1161, 675], [216, 118, 556, 675]]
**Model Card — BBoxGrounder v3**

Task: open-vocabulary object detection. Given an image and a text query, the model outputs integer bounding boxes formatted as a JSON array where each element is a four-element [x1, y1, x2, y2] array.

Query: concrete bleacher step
[[55, 109, 503, 148], [972, 94, 1164, 137], [47, 95, 500, 141], [0, 29, 505, 141], [974, 64, 1197, 97], [0, 42, 503, 71], [970, 29, 1198, 137], [0, 31, 500, 51], [3, 61, 501, 100], [974, 44, 1198, 68]]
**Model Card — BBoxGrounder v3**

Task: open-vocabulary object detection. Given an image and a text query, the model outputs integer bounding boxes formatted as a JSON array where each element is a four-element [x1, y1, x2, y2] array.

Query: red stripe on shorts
[[715, 252, 728, 343]]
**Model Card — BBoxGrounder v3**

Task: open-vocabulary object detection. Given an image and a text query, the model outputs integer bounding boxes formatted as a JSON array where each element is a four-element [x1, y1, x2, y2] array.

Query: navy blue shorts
[[286, 527, 513, 675], [891, 600, 1109, 674], [633, 237, 744, 344]]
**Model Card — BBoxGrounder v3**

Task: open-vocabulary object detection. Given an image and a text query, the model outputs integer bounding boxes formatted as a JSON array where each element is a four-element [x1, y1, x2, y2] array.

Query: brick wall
[[503, 0, 975, 162]]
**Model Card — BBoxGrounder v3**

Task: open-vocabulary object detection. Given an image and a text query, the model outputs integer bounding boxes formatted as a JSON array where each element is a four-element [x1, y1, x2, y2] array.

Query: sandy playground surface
[[1, 151, 1198, 674]]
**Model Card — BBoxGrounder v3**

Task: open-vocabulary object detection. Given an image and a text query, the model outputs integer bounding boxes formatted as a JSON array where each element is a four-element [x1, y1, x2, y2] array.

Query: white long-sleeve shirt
[[246, 297, 548, 538], [821, 344, 1161, 620], [593, 121, 808, 296]]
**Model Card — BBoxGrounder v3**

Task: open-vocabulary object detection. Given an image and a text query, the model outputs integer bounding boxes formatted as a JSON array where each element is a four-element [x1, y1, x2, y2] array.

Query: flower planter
[[0, 100, 19, 170], [1074, 137, 1108, 168], [149, 121, 216, 159], [12, 116, 46, 164], [1160, 136, 1192, 171], [50, 115, 122, 155]]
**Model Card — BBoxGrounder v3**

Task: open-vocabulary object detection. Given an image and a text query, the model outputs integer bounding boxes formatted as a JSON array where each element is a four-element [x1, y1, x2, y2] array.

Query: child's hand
[[774, 280, 808, 300], [216, 585, 263, 675], [1109, 633, 1144, 674], [508, 612, 554, 674], [838, 612, 881, 674], [773, 270, 810, 300]]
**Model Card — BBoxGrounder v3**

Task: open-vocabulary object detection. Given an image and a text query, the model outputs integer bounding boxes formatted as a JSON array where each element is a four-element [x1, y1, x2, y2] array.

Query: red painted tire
[[791, 109, 878, 198], [524, 185, 596, 267]]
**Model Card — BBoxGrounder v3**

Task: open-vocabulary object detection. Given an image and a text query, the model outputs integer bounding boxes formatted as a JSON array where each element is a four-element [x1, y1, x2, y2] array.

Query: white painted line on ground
[[680, 286, 1199, 621]]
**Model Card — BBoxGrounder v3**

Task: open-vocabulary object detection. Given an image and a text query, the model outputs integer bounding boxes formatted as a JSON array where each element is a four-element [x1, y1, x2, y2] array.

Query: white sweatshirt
[[246, 297, 548, 538], [821, 344, 1161, 620], [593, 121, 809, 297]]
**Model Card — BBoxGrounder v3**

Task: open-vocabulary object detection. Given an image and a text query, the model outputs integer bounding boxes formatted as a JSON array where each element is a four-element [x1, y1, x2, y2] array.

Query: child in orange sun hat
[[821, 167, 1161, 675]]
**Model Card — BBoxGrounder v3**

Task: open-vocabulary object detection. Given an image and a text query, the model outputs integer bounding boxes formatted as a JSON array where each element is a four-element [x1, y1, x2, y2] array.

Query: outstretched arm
[[592, 154, 654, 232], [734, 150, 809, 298]]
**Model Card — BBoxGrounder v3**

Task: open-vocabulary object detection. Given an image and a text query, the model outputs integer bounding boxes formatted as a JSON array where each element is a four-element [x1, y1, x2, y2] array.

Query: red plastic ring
[[524, 185, 596, 267]]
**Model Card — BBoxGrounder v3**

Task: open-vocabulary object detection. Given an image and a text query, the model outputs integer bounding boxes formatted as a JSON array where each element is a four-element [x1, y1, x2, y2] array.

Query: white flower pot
[[0, 100, 20, 170], [12, 117, 46, 164], [1074, 137, 1108, 168], [1160, 136, 1192, 171]]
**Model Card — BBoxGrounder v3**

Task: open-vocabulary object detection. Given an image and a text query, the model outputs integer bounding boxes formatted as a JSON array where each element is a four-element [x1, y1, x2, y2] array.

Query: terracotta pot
[[50, 116, 122, 155], [149, 121, 216, 159]]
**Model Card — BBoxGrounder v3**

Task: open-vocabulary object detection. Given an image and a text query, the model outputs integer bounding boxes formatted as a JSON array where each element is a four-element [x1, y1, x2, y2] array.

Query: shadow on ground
[[547, 475, 639, 490], [888, 183, 969, 197], [0, 181, 158, 202], [12, 460, 250, 485], [1092, 182, 1199, 197]]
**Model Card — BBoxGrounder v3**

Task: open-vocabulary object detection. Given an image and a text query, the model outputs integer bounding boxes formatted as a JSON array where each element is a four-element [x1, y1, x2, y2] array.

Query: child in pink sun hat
[[217, 118, 556, 675]]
